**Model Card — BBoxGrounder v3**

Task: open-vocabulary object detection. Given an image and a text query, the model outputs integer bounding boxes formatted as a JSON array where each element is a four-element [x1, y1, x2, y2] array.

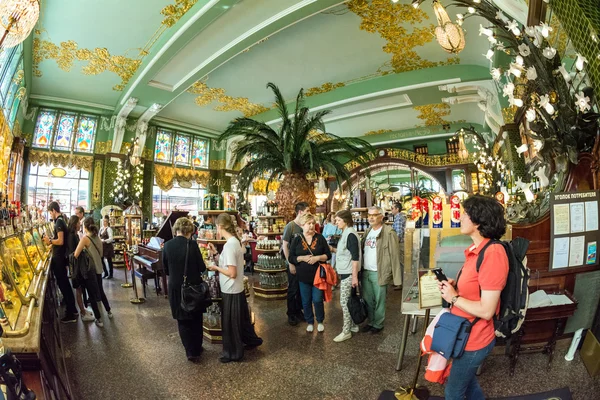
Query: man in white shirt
[[361, 206, 402, 334]]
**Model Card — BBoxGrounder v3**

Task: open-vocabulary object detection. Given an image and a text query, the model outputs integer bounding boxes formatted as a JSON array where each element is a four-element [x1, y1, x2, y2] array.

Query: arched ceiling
[[28, 0, 507, 139]]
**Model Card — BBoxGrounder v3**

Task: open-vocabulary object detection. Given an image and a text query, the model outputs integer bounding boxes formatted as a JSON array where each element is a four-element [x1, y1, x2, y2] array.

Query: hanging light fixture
[[129, 137, 142, 167], [0, 0, 40, 48], [315, 178, 329, 206], [458, 134, 469, 161], [433, 0, 466, 54]]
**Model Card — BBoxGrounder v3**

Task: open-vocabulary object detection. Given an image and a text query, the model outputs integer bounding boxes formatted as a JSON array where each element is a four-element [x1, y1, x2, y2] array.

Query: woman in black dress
[[163, 217, 207, 362], [289, 213, 331, 333]]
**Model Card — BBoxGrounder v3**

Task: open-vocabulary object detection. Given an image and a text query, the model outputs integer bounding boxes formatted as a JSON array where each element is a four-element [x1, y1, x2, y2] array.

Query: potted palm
[[218, 83, 374, 220]]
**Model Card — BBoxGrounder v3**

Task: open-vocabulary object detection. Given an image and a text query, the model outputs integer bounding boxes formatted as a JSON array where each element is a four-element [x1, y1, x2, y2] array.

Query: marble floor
[[61, 269, 599, 400]]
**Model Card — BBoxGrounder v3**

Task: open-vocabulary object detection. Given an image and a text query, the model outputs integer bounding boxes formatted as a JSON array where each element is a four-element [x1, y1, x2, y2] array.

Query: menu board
[[549, 191, 600, 271]]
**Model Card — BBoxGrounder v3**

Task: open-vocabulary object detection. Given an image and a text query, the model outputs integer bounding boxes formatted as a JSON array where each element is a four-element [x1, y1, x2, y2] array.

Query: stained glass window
[[155, 130, 173, 163], [192, 138, 209, 168], [174, 134, 190, 165], [53, 113, 76, 150], [75, 116, 97, 153], [32, 110, 56, 148]]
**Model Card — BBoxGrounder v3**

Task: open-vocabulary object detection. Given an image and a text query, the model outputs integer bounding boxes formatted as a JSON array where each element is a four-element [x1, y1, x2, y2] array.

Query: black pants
[[95, 274, 111, 312], [177, 318, 204, 358], [51, 257, 77, 316], [102, 257, 114, 278], [80, 275, 102, 319], [221, 292, 262, 361], [286, 266, 303, 317]]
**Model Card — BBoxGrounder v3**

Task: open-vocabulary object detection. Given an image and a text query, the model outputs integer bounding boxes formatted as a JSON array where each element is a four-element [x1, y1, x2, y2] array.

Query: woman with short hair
[[331, 210, 360, 342], [438, 195, 509, 400], [289, 213, 332, 333], [163, 217, 207, 362], [207, 213, 262, 363]]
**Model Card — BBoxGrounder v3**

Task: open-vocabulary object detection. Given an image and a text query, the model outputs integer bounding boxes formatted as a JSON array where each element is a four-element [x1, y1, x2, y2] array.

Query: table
[[395, 279, 442, 371]]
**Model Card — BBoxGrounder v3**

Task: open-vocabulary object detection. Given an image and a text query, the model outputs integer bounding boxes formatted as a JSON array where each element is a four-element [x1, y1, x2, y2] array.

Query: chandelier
[[130, 137, 142, 166], [315, 178, 329, 206], [0, 0, 40, 48], [432, 0, 465, 54]]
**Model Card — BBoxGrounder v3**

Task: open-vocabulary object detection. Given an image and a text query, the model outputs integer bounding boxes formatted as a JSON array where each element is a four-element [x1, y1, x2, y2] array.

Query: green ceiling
[[27, 0, 509, 139]]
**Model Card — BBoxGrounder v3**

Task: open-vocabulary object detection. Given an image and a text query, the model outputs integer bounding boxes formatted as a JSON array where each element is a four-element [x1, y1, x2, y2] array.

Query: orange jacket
[[313, 263, 337, 302]]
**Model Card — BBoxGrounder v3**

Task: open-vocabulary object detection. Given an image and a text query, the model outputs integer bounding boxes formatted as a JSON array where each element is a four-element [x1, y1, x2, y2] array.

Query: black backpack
[[475, 237, 530, 339]]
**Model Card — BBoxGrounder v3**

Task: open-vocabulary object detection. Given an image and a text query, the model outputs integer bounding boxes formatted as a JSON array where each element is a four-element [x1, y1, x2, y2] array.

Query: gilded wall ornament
[[364, 129, 392, 136], [347, 0, 460, 73], [29, 150, 94, 171], [154, 164, 209, 191], [413, 103, 452, 126], [32, 38, 142, 91], [305, 82, 346, 97], [161, 0, 199, 27], [188, 81, 269, 117], [344, 147, 472, 170], [209, 159, 226, 170]]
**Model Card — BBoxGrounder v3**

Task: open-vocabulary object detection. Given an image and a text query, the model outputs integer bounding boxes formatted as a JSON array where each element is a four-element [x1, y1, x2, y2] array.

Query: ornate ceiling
[[28, 0, 524, 140]]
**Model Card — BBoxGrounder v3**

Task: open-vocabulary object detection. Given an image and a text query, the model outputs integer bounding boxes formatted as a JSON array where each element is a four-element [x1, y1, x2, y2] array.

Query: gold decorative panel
[[92, 160, 103, 208], [154, 164, 209, 191], [188, 81, 269, 117], [28, 150, 93, 171], [0, 112, 14, 186], [345, 148, 473, 169], [209, 159, 226, 170], [347, 0, 460, 73]]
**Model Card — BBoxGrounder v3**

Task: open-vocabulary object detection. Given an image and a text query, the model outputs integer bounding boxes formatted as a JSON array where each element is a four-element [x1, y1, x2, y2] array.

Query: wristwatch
[[451, 295, 460, 305]]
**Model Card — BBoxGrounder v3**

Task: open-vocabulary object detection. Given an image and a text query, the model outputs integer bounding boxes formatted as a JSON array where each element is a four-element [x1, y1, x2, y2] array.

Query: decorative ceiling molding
[[28, 94, 115, 111], [347, 0, 460, 73], [305, 82, 346, 97], [323, 95, 413, 123], [152, 116, 221, 137], [161, 0, 200, 27], [175, 0, 319, 90], [135, 104, 163, 156], [120, 0, 222, 104], [111, 97, 138, 153]]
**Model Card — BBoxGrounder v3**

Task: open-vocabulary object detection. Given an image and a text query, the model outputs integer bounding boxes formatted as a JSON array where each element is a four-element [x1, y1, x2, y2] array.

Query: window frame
[[31, 108, 98, 154], [154, 127, 210, 168]]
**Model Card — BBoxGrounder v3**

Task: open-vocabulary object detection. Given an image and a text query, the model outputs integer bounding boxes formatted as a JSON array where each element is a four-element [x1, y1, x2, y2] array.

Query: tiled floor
[[61, 269, 599, 400]]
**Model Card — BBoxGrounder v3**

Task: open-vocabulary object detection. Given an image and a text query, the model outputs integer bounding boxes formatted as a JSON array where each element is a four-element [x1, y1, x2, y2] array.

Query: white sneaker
[[333, 332, 352, 342], [107, 311, 113, 319], [95, 319, 104, 327], [317, 323, 325, 333], [306, 324, 314, 333], [81, 313, 95, 322], [350, 325, 359, 333]]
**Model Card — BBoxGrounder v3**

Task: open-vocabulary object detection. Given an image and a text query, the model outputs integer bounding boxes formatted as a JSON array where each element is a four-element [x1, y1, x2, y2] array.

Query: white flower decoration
[[509, 63, 522, 77], [496, 42, 506, 51], [557, 64, 571, 82], [505, 20, 520, 35], [518, 43, 531, 57], [537, 22, 553, 38], [487, 35, 498, 45], [575, 54, 587, 71], [495, 11, 508, 23], [575, 91, 592, 112], [509, 97, 524, 107], [526, 66, 538, 80], [524, 26, 537, 37], [503, 83, 515, 98], [479, 24, 493, 37], [525, 108, 536, 122], [538, 94, 555, 114], [491, 68, 502, 81], [515, 144, 529, 155], [533, 140, 544, 152], [484, 49, 495, 60], [542, 47, 557, 59]]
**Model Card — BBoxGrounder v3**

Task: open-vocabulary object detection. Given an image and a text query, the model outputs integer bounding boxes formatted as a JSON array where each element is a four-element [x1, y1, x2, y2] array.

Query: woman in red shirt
[[438, 195, 508, 400]]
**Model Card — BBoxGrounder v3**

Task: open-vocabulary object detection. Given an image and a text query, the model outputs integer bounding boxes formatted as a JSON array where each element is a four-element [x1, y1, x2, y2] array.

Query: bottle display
[[256, 254, 285, 269], [256, 240, 280, 250]]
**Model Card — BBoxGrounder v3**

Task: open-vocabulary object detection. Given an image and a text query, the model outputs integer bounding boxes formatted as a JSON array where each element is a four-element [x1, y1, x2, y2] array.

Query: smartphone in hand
[[432, 268, 448, 282]]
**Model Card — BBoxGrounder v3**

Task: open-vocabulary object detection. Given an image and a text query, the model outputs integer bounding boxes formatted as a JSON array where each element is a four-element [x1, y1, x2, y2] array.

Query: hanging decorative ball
[[549, 91, 558, 103]]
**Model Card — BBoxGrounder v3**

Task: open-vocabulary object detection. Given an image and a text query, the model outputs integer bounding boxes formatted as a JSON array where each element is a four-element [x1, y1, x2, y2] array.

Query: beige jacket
[[361, 224, 403, 287]]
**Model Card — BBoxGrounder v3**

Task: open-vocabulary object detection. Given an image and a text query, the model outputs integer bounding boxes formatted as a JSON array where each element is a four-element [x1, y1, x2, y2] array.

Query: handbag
[[431, 312, 480, 360], [347, 286, 368, 325], [180, 240, 212, 313]]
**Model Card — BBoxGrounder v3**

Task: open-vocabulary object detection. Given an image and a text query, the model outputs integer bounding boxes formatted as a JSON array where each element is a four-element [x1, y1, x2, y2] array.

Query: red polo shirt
[[451, 238, 508, 351]]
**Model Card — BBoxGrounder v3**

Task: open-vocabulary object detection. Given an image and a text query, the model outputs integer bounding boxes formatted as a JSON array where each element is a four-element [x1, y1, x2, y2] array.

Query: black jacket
[[163, 236, 207, 320], [289, 233, 331, 284]]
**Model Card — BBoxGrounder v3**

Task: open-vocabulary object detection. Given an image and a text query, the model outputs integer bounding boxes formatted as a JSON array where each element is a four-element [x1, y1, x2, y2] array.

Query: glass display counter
[[0, 236, 34, 303], [0, 254, 24, 330], [31, 226, 47, 255], [20, 230, 41, 272]]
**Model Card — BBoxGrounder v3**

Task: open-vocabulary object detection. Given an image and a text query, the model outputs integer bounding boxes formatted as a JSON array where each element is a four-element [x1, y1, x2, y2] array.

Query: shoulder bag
[[347, 286, 368, 325], [300, 235, 329, 279], [180, 240, 212, 313]]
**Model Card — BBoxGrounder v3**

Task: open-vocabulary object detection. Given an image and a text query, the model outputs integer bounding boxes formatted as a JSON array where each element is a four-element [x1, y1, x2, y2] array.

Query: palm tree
[[218, 83, 373, 220]]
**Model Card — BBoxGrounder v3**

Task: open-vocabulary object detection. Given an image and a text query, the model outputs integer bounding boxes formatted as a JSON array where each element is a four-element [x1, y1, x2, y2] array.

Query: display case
[[31, 226, 47, 255], [102, 205, 125, 267], [20, 229, 42, 273], [0, 235, 35, 303], [0, 254, 24, 330], [124, 203, 143, 247]]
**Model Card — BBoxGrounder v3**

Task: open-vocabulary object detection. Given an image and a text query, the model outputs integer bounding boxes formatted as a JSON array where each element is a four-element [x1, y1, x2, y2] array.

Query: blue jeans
[[298, 282, 324, 324], [445, 339, 495, 400]]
